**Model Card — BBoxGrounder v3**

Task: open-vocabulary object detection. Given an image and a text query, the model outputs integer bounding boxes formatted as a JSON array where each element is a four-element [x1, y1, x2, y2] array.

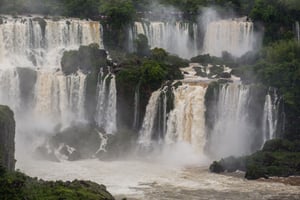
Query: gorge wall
[[0, 105, 15, 171]]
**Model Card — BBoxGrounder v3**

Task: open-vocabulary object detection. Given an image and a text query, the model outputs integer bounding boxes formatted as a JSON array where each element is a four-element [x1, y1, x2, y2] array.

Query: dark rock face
[[61, 43, 107, 75], [0, 105, 15, 171], [35, 123, 101, 161]]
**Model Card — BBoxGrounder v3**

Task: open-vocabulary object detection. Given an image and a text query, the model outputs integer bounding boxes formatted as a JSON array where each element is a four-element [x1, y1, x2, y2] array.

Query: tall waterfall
[[206, 83, 256, 158], [133, 21, 198, 58], [34, 70, 87, 126], [138, 90, 161, 146], [296, 21, 300, 43], [0, 69, 21, 111], [0, 16, 103, 130], [138, 83, 207, 154], [132, 84, 141, 129], [95, 70, 117, 134], [203, 18, 254, 57], [165, 83, 207, 153], [0, 16, 102, 69], [262, 88, 281, 144]]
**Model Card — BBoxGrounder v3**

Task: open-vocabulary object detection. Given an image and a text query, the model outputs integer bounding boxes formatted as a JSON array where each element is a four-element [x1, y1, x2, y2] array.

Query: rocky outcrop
[[61, 43, 108, 75], [35, 123, 101, 161], [0, 105, 15, 171], [209, 139, 300, 180]]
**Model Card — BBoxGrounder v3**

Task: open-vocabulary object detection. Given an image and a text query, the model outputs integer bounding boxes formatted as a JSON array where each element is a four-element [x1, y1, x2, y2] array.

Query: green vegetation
[[0, 166, 114, 200], [116, 48, 185, 94], [246, 40, 300, 140], [61, 43, 107, 75], [135, 34, 150, 57], [201, 39, 300, 141], [249, 0, 300, 44], [209, 139, 300, 179], [115, 48, 186, 128], [99, 0, 135, 49], [246, 139, 300, 179]]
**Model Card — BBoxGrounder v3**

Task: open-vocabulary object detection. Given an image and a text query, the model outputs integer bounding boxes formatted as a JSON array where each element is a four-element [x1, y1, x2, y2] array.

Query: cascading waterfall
[[296, 21, 300, 44], [139, 83, 208, 154], [0, 16, 104, 159], [133, 21, 198, 58], [203, 18, 254, 57], [262, 88, 281, 144], [95, 71, 117, 134], [206, 83, 257, 158], [0, 69, 21, 111], [132, 84, 141, 129], [138, 90, 161, 146], [0, 16, 102, 69], [94, 130, 108, 155], [34, 70, 87, 126], [0, 16, 102, 127], [165, 83, 207, 153]]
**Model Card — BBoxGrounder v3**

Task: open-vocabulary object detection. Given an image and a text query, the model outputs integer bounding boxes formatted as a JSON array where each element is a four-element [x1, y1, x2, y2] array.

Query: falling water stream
[[0, 15, 295, 200]]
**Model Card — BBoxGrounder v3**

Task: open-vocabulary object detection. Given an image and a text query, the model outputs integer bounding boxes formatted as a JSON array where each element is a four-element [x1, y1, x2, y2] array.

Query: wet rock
[[0, 105, 15, 171]]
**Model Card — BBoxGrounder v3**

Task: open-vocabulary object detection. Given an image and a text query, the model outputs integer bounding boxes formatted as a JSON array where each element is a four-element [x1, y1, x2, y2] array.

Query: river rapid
[[17, 157, 300, 200]]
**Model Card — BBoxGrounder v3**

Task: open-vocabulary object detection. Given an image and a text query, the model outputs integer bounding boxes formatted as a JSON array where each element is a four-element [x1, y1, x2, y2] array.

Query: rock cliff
[[0, 105, 15, 171]]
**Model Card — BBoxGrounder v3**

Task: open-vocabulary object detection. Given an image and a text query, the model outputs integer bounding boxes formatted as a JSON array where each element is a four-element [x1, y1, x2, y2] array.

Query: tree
[[135, 34, 150, 57], [99, 0, 135, 29]]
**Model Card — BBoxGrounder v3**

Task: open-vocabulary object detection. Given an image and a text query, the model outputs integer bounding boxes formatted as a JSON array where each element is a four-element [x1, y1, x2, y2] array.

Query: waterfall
[[0, 16, 103, 151], [94, 130, 108, 155], [132, 84, 141, 129], [138, 90, 161, 147], [34, 70, 87, 126], [165, 83, 207, 153], [0, 16, 103, 69], [262, 88, 281, 144], [207, 83, 256, 158], [133, 21, 198, 58], [203, 18, 254, 57], [296, 21, 300, 44], [0, 69, 21, 111], [139, 83, 207, 154], [95, 71, 117, 134]]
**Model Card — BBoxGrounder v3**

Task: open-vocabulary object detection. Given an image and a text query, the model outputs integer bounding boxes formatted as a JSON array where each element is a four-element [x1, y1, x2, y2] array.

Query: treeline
[[1, 0, 299, 44]]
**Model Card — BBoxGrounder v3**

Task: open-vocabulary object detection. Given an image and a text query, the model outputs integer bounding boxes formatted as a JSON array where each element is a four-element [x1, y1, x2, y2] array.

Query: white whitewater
[[17, 158, 300, 199], [34, 70, 87, 126], [0, 16, 102, 126], [262, 88, 281, 144], [208, 83, 254, 158], [94, 130, 108, 155], [95, 71, 117, 134], [0, 69, 21, 111], [203, 18, 254, 57], [133, 21, 198, 58], [0, 16, 103, 160], [139, 81, 208, 155], [0, 16, 102, 69], [138, 90, 161, 146], [165, 83, 207, 153]]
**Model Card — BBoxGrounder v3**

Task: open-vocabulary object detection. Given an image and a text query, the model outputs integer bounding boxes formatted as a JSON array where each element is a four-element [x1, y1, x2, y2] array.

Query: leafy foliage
[[135, 34, 150, 57], [0, 167, 114, 200], [252, 40, 300, 139], [210, 139, 300, 179]]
